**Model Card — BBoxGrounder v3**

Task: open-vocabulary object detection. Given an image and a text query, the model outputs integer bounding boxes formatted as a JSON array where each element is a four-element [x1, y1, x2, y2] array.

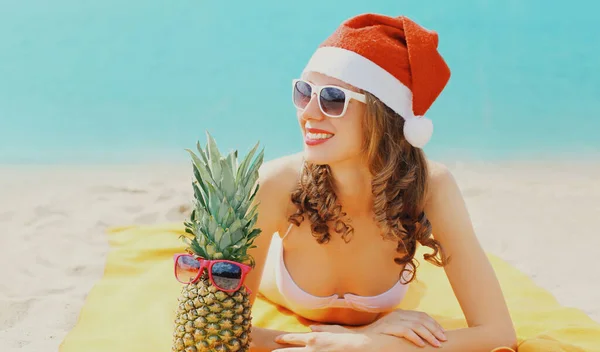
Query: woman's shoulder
[[425, 159, 459, 203], [253, 152, 304, 232], [256, 152, 304, 203], [259, 151, 304, 185], [426, 159, 452, 182]]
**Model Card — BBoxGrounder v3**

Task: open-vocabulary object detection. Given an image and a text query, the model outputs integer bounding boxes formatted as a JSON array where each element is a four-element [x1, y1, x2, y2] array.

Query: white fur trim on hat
[[302, 46, 433, 148], [403, 116, 433, 148]]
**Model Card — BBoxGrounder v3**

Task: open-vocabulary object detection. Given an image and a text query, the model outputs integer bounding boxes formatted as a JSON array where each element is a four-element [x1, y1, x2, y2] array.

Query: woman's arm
[[416, 162, 518, 350], [244, 159, 287, 306], [250, 327, 294, 352], [274, 327, 514, 352], [244, 156, 305, 351]]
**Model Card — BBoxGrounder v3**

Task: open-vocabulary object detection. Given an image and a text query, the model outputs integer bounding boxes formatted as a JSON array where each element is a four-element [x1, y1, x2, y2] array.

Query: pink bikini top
[[273, 223, 411, 313]]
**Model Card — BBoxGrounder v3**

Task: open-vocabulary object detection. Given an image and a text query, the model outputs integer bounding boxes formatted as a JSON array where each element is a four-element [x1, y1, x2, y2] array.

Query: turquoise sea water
[[1, 1, 599, 164]]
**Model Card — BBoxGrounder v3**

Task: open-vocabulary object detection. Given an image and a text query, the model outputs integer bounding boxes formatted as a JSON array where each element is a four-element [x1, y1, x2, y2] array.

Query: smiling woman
[[239, 12, 518, 352]]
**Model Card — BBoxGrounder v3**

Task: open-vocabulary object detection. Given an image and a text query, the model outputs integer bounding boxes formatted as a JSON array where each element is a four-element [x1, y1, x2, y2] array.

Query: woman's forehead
[[301, 71, 360, 92]]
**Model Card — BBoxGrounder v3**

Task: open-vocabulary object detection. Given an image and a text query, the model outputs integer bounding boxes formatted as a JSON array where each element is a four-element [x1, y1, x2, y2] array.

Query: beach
[[1, 160, 599, 352]]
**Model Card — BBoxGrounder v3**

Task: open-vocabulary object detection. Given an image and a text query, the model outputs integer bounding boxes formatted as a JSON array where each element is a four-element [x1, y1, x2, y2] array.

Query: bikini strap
[[282, 223, 295, 240]]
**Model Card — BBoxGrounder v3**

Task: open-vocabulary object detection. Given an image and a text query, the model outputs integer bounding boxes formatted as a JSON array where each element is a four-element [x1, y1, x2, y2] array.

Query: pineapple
[[172, 132, 264, 352]]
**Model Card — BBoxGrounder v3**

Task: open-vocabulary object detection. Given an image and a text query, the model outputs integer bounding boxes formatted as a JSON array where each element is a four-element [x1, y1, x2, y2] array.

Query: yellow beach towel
[[60, 224, 600, 351]]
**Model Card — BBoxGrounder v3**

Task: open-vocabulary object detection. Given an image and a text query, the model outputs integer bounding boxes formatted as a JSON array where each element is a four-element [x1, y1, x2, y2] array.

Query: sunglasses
[[173, 253, 252, 294], [292, 79, 366, 118]]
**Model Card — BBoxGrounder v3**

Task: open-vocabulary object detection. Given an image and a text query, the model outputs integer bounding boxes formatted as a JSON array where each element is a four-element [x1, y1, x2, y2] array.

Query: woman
[[245, 13, 517, 352]]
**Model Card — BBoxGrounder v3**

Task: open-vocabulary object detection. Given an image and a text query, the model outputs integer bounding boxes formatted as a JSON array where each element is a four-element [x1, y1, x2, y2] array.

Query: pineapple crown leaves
[[182, 132, 264, 268]]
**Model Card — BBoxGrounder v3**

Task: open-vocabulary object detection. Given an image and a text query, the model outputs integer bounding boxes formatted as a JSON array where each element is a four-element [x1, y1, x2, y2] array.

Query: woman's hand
[[311, 309, 447, 348]]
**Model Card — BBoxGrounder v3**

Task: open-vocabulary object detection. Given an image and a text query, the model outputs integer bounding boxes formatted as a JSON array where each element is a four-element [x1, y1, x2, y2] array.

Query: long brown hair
[[288, 92, 448, 283]]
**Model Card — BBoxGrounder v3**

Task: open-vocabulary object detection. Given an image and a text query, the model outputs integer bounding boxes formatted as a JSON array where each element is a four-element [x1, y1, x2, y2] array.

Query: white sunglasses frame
[[291, 79, 367, 118]]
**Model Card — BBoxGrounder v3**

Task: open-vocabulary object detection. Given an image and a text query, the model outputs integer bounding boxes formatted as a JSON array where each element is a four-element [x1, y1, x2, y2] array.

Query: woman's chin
[[302, 146, 365, 167], [302, 148, 337, 165]]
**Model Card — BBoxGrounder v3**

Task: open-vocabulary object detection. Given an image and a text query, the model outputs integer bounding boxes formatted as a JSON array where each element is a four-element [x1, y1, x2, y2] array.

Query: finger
[[420, 313, 445, 334], [418, 312, 445, 332], [417, 315, 447, 341], [410, 322, 443, 347], [403, 312, 446, 341], [275, 332, 316, 346], [382, 326, 426, 348], [272, 348, 308, 352]]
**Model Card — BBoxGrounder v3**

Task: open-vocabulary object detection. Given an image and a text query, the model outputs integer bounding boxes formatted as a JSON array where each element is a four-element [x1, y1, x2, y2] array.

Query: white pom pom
[[403, 116, 433, 148]]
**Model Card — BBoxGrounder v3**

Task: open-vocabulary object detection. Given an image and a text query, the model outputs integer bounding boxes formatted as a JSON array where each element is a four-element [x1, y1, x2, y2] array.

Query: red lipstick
[[304, 127, 334, 146]]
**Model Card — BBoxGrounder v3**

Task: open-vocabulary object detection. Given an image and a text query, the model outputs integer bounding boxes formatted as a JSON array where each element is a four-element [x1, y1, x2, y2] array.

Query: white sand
[[1, 160, 599, 351]]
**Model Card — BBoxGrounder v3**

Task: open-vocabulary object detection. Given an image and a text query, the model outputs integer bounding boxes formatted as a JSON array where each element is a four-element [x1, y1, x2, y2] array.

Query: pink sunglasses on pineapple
[[173, 253, 252, 294]]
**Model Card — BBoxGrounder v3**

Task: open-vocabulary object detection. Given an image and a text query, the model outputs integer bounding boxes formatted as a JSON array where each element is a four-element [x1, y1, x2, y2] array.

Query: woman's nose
[[300, 93, 325, 121]]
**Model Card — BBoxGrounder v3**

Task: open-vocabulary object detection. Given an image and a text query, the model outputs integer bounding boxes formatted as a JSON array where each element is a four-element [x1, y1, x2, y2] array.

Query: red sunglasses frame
[[173, 253, 253, 294]]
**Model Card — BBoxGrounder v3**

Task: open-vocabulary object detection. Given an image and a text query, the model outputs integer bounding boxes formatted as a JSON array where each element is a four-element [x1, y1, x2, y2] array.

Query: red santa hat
[[302, 13, 451, 148]]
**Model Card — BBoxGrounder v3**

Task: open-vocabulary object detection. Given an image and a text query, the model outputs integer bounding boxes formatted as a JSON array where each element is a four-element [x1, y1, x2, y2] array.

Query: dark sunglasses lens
[[320, 87, 346, 116], [175, 255, 201, 283], [211, 262, 242, 290], [293, 81, 312, 109]]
